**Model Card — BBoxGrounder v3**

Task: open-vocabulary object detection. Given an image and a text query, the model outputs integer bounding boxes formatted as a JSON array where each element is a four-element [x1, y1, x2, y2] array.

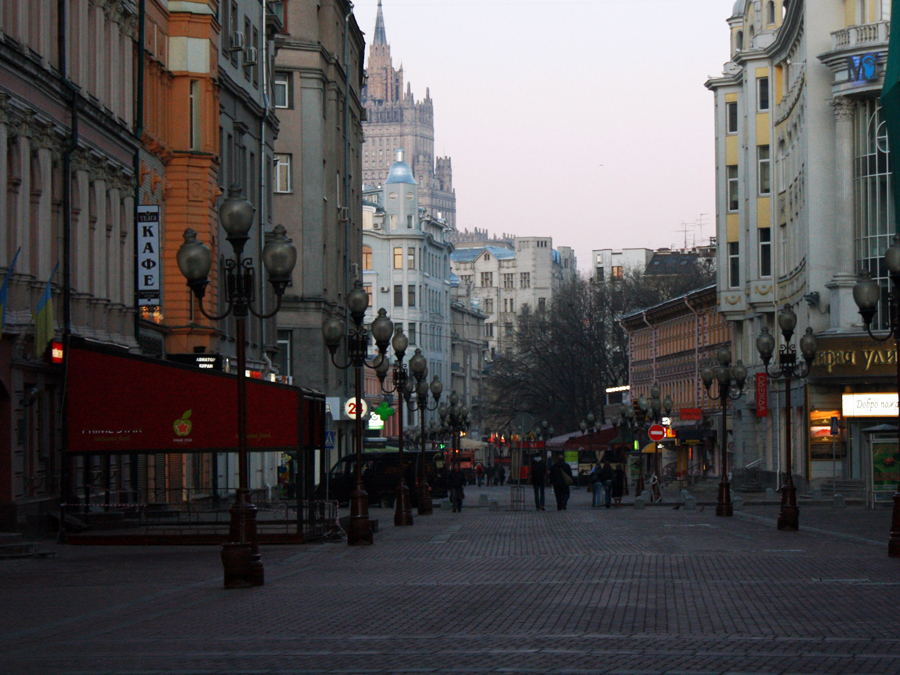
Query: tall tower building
[[362, 1, 457, 229]]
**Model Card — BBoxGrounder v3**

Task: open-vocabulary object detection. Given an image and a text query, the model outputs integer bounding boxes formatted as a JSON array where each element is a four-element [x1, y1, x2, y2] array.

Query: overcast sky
[[353, 0, 733, 273]]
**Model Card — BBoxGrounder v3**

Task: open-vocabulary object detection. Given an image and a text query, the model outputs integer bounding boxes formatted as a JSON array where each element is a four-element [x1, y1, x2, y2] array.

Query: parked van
[[315, 450, 448, 507]]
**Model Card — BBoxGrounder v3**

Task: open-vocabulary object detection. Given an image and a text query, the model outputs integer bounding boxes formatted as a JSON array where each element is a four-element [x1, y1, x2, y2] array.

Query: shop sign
[[811, 337, 898, 378], [679, 408, 702, 421], [848, 53, 879, 82], [842, 393, 899, 417], [136, 205, 161, 307], [756, 373, 768, 418]]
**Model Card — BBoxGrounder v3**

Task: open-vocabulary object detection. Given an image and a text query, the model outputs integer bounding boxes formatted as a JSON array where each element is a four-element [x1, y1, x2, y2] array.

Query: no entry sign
[[648, 424, 666, 442]]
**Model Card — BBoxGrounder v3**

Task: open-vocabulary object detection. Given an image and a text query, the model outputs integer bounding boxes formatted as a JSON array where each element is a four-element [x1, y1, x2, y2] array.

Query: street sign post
[[648, 424, 666, 442]]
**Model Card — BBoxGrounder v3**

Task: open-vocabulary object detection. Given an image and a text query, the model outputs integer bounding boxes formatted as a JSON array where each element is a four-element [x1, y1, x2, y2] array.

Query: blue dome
[[385, 159, 417, 185]]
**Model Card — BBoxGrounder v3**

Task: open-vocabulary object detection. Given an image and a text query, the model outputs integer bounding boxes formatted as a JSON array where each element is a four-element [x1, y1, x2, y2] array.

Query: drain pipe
[[133, 0, 146, 347], [59, 0, 79, 338]]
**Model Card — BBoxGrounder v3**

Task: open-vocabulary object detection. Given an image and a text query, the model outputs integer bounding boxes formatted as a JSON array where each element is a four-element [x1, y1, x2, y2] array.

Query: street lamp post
[[405, 352, 442, 515], [176, 186, 297, 589], [439, 390, 469, 471], [374, 329, 416, 527], [756, 305, 818, 530], [700, 349, 748, 518], [322, 285, 394, 545], [853, 239, 900, 553], [616, 403, 645, 497]]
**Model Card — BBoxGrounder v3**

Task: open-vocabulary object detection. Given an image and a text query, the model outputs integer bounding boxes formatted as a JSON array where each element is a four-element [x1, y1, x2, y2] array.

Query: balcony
[[831, 21, 890, 51]]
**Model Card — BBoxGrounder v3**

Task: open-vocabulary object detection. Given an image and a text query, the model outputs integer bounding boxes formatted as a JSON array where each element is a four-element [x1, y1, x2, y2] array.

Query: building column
[[827, 97, 859, 331]]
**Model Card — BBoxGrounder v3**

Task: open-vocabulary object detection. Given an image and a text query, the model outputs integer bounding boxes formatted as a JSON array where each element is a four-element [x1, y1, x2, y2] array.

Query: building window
[[502, 273, 514, 289], [274, 154, 291, 192], [777, 139, 787, 192], [363, 246, 373, 271], [393, 247, 403, 269], [611, 266, 624, 280], [407, 247, 416, 269], [394, 285, 403, 307], [759, 228, 772, 277], [408, 322, 416, 344], [276, 329, 292, 377], [190, 80, 202, 150], [766, 0, 776, 24], [520, 272, 530, 288], [273, 73, 290, 108], [758, 145, 771, 195], [481, 272, 493, 287], [485, 323, 494, 338], [758, 77, 770, 112], [727, 165, 739, 211], [735, 30, 743, 51], [484, 298, 493, 314], [538, 297, 546, 311], [595, 267, 605, 281], [364, 284, 374, 308], [504, 323, 513, 336], [728, 242, 740, 288], [726, 101, 738, 134], [407, 214, 413, 229], [408, 285, 416, 307]]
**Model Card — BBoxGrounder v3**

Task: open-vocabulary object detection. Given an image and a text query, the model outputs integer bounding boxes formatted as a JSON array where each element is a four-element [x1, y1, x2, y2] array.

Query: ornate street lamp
[[700, 349, 748, 518], [322, 283, 394, 545], [439, 390, 470, 472], [374, 328, 417, 527], [405, 351, 442, 515], [176, 186, 297, 589], [641, 385, 673, 501], [756, 305, 817, 530], [854, 236, 900, 554]]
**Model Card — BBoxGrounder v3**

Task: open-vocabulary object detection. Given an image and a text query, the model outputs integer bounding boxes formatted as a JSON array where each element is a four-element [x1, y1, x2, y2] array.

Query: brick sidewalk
[[3, 486, 900, 674]]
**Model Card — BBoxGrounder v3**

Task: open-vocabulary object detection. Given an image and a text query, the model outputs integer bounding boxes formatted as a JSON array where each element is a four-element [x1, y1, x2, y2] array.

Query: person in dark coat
[[530, 455, 547, 511], [497, 464, 506, 486], [448, 466, 466, 513], [598, 461, 614, 508], [548, 455, 574, 510], [612, 463, 626, 507]]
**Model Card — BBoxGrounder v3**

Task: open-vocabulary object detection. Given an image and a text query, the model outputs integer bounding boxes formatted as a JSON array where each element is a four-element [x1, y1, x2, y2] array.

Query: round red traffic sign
[[648, 424, 666, 442]]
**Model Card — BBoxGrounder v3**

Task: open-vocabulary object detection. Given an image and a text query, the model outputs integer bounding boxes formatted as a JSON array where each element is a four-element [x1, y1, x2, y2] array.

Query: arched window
[[735, 30, 744, 51], [766, 0, 776, 24], [362, 245, 373, 271]]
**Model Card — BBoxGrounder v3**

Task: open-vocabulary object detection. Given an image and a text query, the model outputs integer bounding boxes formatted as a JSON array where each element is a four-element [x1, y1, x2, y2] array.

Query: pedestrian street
[[2, 485, 900, 675]]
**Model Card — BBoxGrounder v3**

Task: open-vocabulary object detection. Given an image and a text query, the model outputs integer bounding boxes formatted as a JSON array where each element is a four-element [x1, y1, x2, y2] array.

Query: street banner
[[679, 408, 702, 421], [65, 341, 307, 454], [33, 261, 59, 357], [756, 373, 768, 418]]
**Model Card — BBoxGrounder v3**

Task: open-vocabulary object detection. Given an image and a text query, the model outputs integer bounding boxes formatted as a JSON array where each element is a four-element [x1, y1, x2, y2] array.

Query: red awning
[[560, 426, 620, 452], [65, 340, 323, 454]]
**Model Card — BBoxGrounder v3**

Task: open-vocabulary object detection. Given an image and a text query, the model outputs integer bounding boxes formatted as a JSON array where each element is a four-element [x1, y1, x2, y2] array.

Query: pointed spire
[[374, 0, 387, 46]]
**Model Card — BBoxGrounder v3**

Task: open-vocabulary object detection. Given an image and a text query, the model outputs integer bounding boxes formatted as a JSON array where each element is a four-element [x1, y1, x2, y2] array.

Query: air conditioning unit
[[243, 46, 258, 65], [380, 287, 390, 293], [338, 206, 349, 222], [230, 32, 245, 52]]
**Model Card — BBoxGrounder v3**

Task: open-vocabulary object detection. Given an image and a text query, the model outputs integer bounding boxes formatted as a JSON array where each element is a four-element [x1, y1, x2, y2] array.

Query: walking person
[[590, 463, 602, 507], [475, 463, 484, 487], [549, 454, 574, 511], [612, 463, 626, 507], [497, 464, 506, 486], [598, 460, 614, 509], [449, 465, 466, 513], [530, 454, 547, 511]]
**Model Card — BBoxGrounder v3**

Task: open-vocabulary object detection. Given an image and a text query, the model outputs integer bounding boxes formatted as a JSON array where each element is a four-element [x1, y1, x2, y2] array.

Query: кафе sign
[[810, 336, 898, 378]]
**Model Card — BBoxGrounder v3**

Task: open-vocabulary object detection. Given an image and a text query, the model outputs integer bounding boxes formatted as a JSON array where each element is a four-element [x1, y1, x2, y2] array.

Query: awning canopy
[[65, 339, 324, 455], [459, 437, 487, 449], [546, 425, 620, 452]]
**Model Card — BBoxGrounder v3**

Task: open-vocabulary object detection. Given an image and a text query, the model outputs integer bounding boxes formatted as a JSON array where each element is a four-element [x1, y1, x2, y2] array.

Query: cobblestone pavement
[[3, 485, 900, 674]]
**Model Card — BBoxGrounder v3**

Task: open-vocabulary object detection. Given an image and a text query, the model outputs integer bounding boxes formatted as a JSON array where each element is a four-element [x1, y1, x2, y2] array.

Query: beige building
[[450, 238, 577, 360], [450, 283, 488, 437], [271, 0, 365, 401], [361, 1, 456, 228]]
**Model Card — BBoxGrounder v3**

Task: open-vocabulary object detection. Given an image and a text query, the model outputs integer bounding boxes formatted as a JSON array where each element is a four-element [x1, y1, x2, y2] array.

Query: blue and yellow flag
[[0, 247, 21, 340], [33, 262, 59, 357], [881, 0, 900, 231]]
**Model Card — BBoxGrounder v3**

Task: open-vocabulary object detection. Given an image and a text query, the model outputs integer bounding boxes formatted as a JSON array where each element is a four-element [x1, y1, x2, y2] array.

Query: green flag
[[881, 0, 900, 232]]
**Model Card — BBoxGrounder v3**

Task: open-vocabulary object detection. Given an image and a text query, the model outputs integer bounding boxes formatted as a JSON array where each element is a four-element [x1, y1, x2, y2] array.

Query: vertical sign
[[137, 205, 161, 306], [756, 373, 768, 417]]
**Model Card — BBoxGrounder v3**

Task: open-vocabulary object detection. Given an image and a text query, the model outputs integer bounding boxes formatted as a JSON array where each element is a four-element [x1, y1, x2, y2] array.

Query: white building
[[450, 239, 576, 360], [362, 150, 454, 422], [591, 248, 654, 282], [706, 0, 896, 498]]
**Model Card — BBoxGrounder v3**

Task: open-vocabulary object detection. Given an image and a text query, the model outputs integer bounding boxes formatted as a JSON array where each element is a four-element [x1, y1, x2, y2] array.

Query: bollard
[[732, 495, 744, 511], [833, 494, 846, 509], [478, 493, 489, 507], [765, 487, 776, 501], [680, 489, 690, 503], [813, 488, 823, 500], [489, 499, 500, 512], [634, 496, 646, 511], [684, 495, 696, 511]]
